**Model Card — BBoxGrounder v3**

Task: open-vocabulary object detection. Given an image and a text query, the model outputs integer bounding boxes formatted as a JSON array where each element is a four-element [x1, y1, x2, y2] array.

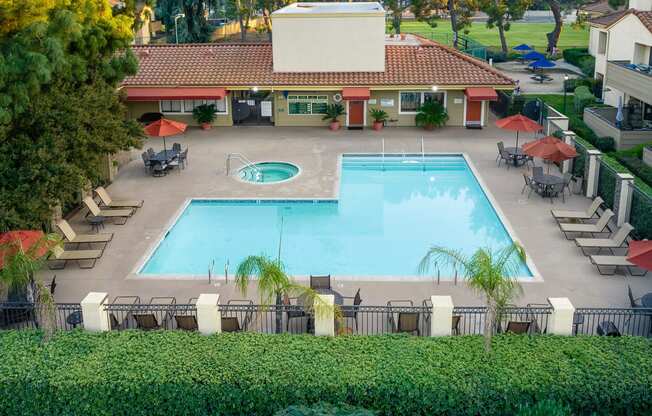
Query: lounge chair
[[47, 245, 103, 269], [175, 315, 198, 331], [388, 300, 420, 335], [221, 317, 242, 332], [94, 186, 143, 209], [310, 274, 331, 290], [56, 219, 112, 249], [558, 209, 613, 239], [451, 315, 461, 335], [551, 197, 603, 224], [505, 321, 531, 334], [133, 314, 161, 330], [341, 289, 362, 331], [589, 255, 648, 276], [83, 196, 134, 225], [574, 223, 634, 256], [283, 294, 307, 332]]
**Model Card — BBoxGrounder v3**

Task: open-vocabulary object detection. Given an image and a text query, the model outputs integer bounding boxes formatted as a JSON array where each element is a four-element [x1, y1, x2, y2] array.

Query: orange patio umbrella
[[523, 135, 578, 172], [144, 118, 187, 153], [495, 114, 543, 149], [0, 230, 52, 269], [627, 240, 652, 271]]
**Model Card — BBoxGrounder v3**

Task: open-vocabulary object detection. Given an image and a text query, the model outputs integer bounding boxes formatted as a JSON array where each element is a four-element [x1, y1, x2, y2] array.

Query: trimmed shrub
[[563, 77, 594, 93], [515, 400, 571, 416], [275, 403, 376, 416], [594, 136, 616, 153], [1, 331, 652, 416], [563, 48, 595, 76], [573, 86, 596, 114], [615, 154, 652, 188]]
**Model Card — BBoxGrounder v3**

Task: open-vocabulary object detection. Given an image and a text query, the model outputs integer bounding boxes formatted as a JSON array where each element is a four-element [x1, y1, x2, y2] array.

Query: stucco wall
[[126, 99, 234, 127]]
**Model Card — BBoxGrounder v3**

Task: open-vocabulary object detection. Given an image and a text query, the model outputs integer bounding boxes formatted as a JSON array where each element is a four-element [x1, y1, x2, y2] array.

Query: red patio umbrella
[[627, 240, 652, 271], [0, 230, 52, 269], [523, 135, 577, 172], [495, 114, 543, 149], [144, 118, 187, 153]]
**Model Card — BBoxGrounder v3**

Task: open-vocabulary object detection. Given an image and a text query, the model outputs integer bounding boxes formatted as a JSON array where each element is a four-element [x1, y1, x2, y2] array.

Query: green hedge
[[1, 331, 652, 416], [562, 48, 595, 76]]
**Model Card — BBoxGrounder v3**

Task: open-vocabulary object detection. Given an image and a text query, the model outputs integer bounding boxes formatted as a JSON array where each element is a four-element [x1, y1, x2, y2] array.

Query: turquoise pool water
[[240, 162, 299, 183], [140, 155, 532, 278]]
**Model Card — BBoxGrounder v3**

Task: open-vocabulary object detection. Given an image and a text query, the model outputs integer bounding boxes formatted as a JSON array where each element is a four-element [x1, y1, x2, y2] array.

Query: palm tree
[[234, 255, 334, 334], [418, 243, 525, 352], [415, 101, 449, 130]]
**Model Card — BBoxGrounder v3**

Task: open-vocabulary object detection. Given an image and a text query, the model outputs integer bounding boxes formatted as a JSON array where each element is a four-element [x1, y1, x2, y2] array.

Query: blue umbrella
[[529, 58, 556, 69], [513, 43, 533, 52], [523, 51, 546, 61]]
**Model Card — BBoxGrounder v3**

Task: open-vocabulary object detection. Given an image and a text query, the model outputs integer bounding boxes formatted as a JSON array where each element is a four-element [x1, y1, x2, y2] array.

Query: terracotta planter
[[423, 124, 435, 131], [329, 121, 341, 131], [201, 122, 212, 130], [372, 121, 384, 131], [400, 33, 406, 40]]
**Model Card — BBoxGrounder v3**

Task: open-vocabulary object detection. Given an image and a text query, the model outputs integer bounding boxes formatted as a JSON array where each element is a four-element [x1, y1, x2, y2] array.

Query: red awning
[[342, 87, 370, 100], [124, 87, 227, 101], [465, 87, 498, 101]]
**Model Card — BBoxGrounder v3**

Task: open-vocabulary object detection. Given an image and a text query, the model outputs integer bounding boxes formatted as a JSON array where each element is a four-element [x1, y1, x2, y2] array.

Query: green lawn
[[400, 20, 589, 51]]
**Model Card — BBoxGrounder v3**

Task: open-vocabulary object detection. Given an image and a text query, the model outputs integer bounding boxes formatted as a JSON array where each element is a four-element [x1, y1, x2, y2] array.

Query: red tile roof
[[590, 8, 652, 32], [123, 41, 513, 88]]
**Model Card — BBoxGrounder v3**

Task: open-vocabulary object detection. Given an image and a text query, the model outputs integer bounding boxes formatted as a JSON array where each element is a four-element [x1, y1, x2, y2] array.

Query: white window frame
[[287, 95, 329, 116], [398, 91, 447, 115], [159, 98, 228, 115]]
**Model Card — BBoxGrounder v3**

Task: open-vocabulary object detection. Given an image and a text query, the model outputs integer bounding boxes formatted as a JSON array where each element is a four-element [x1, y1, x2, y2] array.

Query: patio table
[[504, 147, 526, 166], [533, 174, 564, 197], [150, 150, 179, 164]]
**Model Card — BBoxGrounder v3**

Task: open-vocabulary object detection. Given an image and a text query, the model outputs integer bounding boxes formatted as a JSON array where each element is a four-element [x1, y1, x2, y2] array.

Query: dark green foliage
[[630, 186, 652, 240], [563, 48, 595, 76], [515, 400, 571, 416], [614, 153, 652, 188], [597, 160, 617, 209], [572, 137, 593, 178], [156, 0, 214, 43], [594, 136, 615, 153], [486, 49, 522, 62], [322, 103, 346, 123], [192, 103, 217, 124], [573, 86, 596, 114], [1, 331, 652, 416], [563, 77, 596, 93], [415, 100, 449, 129], [275, 403, 377, 416]]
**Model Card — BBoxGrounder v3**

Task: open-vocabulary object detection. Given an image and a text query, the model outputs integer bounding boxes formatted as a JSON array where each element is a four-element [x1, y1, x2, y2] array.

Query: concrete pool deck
[[44, 122, 652, 308]]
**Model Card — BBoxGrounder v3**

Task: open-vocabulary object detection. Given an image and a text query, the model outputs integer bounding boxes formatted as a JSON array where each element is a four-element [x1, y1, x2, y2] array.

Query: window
[[287, 95, 328, 115], [399, 91, 446, 113], [160, 98, 227, 114], [598, 32, 607, 55]]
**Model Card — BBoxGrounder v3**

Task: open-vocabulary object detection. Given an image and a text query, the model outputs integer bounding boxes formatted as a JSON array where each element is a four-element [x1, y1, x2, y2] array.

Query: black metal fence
[[105, 302, 197, 331], [0, 302, 82, 331], [574, 308, 652, 337], [350, 305, 431, 336], [452, 305, 552, 335]]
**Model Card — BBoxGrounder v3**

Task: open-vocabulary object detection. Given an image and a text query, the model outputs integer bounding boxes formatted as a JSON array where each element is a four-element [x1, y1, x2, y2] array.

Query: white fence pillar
[[80, 292, 110, 332], [196, 293, 221, 335], [585, 149, 602, 198], [547, 297, 575, 336], [562, 131, 576, 174], [615, 173, 635, 226], [314, 294, 335, 336], [430, 295, 454, 337]]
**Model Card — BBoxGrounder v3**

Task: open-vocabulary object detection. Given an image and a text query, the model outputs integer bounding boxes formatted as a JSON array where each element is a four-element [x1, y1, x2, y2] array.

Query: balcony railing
[[610, 60, 652, 78]]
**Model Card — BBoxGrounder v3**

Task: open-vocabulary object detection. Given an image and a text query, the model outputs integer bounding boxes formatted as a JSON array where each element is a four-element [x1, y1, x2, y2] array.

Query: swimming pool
[[139, 155, 533, 279]]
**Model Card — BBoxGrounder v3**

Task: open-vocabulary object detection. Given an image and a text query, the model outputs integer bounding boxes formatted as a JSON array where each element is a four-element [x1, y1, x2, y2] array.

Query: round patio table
[[504, 147, 526, 166], [533, 174, 564, 197], [641, 293, 652, 308]]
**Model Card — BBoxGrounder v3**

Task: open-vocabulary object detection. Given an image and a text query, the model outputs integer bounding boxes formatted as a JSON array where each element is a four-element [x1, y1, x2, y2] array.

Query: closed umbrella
[[616, 96, 624, 128], [626, 240, 652, 271], [144, 118, 187, 154], [495, 114, 543, 149], [522, 135, 578, 172]]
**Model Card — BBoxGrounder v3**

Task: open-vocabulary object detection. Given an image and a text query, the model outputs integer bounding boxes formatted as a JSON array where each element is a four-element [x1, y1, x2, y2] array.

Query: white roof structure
[[272, 2, 385, 16]]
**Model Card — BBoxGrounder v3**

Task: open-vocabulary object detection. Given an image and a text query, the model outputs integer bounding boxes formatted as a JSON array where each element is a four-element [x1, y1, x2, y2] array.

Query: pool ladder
[[225, 153, 262, 178]]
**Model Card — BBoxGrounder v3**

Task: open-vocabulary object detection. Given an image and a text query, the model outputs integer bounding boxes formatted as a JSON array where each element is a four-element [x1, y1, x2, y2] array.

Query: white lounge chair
[[47, 245, 104, 269], [56, 219, 112, 249], [551, 197, 603, 224], [589, 255, 648, 276], [83, 196, 134, 225], [94, 186, 143, 209], [558, 209, 613, 239], [574, 223, 634, 256]]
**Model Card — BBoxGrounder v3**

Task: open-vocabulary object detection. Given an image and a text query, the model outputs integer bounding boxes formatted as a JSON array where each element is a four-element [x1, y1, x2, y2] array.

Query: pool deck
[[44, 121, 652, 308]]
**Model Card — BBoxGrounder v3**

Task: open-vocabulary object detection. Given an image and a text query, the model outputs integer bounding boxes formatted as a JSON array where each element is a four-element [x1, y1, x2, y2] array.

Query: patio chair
[[224, 299, 254, 331], [147, 148, 156, 157], [496, 142, 511, 168], [558, 209, 614, 239], [388, 300, 420, 335], [531, 167, 544, 180], [94, 186, 144, 209], [589, 255, 648, 276], [175, 315, 198, 331], [179, 148, 189, 169], [628, 285, 643, 308], [597, 321, 621, 337], [310, 275, 331, 290], [47, 245, 104, 270], [562, 173, 573, 195], [551, 197, 603, 224], [221, 317, 242, 332], [109, 296, 141, 330], [283, 294, 307, 332], [56, 219, 112, 249], [521, 173, 541, 198], [172, 143, 182, 152], [83, 197, 134, 225], [451, 315, 461, 335], [505, 321, 531, 334], [547, 182, 566, 204], [141, 152, 153, 172], [341, 289, 362, 331], [133, 314, 161, 330], [574, 223, 634, 256]]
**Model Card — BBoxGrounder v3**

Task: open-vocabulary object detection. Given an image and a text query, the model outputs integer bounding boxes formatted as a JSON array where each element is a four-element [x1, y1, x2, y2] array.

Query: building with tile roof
[[123, 2, 514, 129]]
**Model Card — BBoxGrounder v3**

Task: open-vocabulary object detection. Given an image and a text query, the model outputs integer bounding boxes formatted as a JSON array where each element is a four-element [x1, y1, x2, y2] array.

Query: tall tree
[[257, 0, 294, 41], [481, 0, 531, 53], [156, 0, 212, 43], [544, 0, 563, 54], [0, 0, 143, 230], [447, 0, 477, 48], [225, 0, 257, 41], [384, 0, 411, 35]]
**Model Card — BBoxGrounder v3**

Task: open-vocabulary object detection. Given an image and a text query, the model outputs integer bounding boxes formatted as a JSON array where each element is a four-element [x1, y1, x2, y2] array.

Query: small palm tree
[[322, 103, 346, 123], [415, 101, 449, 130], [418, 243, 525, 352], [235, 254, 335, 333]]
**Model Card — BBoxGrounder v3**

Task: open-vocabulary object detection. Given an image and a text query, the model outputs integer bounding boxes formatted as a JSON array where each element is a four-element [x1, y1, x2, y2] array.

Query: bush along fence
[[2, 293, 651, 338]]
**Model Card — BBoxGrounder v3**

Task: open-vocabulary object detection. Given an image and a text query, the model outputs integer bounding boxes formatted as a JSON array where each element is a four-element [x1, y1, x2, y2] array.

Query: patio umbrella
[[495, 114, 543, 149], [626, 240, 652, 271], [144, 118, 187, 153], [522, 135, 578, 172], [0, 230, 51, 269], [522, 51, 546, 61], [513, 44, 533, 52], [616, 96, 624, 128], [529, 58, 556, 69]]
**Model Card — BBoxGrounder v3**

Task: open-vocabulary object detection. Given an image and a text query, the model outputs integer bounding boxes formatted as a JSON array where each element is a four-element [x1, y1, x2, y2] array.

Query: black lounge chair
[[388, 300, 420, 335], [283, 294, 307, 332], [310, 275, 331, 290], [341, 289, 362, 331], [505, 320, 531, 334]]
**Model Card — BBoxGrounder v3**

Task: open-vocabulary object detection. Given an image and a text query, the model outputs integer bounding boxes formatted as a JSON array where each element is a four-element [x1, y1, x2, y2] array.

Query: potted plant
[[192, 104, 217, 130], [369, 108, 388, 131], [415, 100, 449, 131], [322, 103, 345, 131]]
